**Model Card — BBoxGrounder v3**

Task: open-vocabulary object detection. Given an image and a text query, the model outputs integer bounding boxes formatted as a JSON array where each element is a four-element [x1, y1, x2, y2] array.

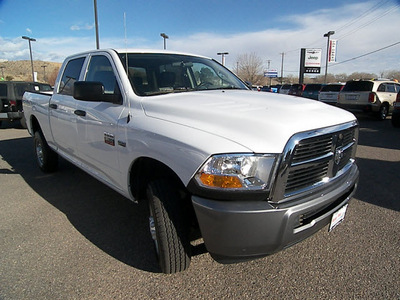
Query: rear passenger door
[[75, 53, 126, 189], [378, 83, 397, 105], [49, 56, 86, 158]]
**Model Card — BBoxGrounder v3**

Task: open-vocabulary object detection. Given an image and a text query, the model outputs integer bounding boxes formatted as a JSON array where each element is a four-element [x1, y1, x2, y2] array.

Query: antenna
[[124, 12, 132, 123], [124, 12, 128, 74]]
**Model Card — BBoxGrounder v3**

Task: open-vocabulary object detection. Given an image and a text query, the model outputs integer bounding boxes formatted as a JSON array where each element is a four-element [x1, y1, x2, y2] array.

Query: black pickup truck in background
[[0, 81, 53, 128]]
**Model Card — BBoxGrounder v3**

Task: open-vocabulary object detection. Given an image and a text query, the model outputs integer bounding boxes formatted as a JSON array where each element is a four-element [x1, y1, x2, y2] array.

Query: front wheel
[[34, 131, 58, 172], [147, 179, 191, 274], [392, 114, 400, 127]]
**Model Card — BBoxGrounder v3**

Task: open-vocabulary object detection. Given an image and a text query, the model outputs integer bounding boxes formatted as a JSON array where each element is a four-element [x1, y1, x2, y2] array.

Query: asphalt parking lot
[[0, 115, 399, 299]]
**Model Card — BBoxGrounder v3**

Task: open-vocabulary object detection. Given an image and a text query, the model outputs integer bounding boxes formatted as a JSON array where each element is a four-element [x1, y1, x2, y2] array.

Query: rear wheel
[[377, 104, 388, 120], [20, 115, 27, 129], [146, 179, 191, 274], [34, 131, 58, 172]]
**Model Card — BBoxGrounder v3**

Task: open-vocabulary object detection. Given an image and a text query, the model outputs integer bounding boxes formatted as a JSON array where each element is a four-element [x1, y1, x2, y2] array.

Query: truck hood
[[141, 90, 356, 153]]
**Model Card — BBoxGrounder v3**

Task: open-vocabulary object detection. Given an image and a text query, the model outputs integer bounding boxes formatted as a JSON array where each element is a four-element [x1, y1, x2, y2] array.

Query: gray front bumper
[[192, 164, 359, 263]]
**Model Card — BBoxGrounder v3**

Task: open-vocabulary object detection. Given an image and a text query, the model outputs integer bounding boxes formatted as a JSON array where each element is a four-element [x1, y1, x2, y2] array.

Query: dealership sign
[[264, 69, 278, 78], [304, 48, 322, 73], [328, 39, 337, 63]]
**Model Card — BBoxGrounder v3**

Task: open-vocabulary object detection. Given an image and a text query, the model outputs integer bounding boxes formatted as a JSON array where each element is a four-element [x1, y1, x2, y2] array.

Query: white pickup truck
[[23, 49, 359, 273]]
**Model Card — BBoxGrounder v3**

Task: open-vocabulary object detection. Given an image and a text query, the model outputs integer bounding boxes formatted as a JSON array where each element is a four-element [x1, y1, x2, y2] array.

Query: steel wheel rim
[[149, 205, 159, 255], [36, 140, 44, 167], [381, 106, 387, 118]]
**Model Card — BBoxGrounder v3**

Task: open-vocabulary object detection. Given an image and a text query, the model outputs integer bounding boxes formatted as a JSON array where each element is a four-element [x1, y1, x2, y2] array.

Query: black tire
[[147, 179, 191, 274], [20, 115, 27, 129], [34, 131, 58, 172], [392, 115, 400, 128], [377, 104, 388, 120]]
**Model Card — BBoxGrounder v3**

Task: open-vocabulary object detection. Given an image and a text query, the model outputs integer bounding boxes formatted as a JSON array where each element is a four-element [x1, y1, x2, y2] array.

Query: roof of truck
[[65, 48, 211, 60]]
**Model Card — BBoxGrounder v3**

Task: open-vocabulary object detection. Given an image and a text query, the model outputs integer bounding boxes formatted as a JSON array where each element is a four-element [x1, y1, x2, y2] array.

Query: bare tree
[[48, 68, 60, 86], [235, 52, 264, 85], [382, 70, 400, 80], [346, 72, 378, 81]]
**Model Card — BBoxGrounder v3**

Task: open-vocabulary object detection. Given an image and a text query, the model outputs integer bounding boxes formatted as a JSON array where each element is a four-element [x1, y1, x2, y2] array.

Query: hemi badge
[[104, 132, 115, 146], [118, 140, 126, 147]]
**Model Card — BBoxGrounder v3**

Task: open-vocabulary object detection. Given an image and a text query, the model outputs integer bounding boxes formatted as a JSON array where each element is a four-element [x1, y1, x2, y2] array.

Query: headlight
[[195, 154, 277, 191]]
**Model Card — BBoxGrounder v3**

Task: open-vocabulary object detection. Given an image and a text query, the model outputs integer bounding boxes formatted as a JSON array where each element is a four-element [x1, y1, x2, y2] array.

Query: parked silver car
[[318, 83, 344, 105]]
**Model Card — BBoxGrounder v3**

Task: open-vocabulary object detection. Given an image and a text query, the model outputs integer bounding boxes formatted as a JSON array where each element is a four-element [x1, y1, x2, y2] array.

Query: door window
[[86, 56, 119, 93], [58, 57, 85, 96], [85, 55, 122, 103], [377, 84, 386, 92], [386, 83, 396, 93]]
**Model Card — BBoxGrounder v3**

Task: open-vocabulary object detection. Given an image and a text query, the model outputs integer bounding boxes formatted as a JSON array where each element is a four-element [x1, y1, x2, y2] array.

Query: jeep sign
[[304, 48, 322, 73]]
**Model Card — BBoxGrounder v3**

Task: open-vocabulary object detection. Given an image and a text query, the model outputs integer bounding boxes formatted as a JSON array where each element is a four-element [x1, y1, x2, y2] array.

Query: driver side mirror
[[73, 81, 121, 104]]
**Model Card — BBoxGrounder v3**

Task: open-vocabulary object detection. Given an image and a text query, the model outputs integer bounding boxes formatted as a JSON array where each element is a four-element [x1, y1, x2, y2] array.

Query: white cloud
[[70, 23, 94, 31], [165, 2, 400, 75], [26, 28, 32, 34]]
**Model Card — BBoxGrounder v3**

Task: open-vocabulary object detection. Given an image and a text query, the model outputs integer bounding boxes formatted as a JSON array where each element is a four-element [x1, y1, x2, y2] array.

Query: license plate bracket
[[329, 204, 348, 232]]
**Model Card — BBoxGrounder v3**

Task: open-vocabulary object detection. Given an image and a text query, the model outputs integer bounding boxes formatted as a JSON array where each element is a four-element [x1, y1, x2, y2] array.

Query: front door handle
[[49, 103, 58, 109], [74, 110, 86, 117]]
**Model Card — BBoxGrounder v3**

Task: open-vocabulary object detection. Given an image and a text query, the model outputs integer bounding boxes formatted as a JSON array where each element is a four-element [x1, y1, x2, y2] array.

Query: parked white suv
[[337, 79, 400, 120]]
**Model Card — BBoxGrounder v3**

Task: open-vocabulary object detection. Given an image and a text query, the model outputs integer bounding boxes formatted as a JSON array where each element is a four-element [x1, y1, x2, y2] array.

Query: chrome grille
[[291, 135, 333, 164], [271, 121, 358, 203], [286, 162, 329, 192]]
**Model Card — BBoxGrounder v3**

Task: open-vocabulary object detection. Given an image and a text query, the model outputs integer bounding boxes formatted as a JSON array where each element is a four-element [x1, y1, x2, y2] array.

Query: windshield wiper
[[145, 88, 194, 96], [195, 86, 242, 91]]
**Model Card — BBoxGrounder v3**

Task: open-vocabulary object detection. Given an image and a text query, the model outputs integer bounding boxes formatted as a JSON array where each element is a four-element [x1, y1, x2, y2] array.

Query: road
[[0, 116, 399, 299]]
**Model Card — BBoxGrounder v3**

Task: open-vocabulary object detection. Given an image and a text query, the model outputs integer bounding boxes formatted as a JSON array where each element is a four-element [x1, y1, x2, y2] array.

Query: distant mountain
[[0, 60, 62, 85]]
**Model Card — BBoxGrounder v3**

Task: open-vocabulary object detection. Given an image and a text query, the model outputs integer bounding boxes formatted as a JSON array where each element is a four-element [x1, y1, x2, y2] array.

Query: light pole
[[160, 33, 169, 50], [280, 52, 285, 84], [41, 65, 47, 82], [94, 0, 100, 49], [323, 30, 335, 84], [22, 36, 36, 82], [217, 52, 229, 66]]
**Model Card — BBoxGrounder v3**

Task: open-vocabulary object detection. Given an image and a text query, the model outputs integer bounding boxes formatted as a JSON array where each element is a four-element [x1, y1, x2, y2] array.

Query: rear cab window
[[14, 83, 31, 99], [0, 83, 7, 98], [304, 84, 322, 91], [321, 84, 343, 92]]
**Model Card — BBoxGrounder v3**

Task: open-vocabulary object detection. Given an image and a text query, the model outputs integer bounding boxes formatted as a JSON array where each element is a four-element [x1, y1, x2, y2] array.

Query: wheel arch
[[30, 115, 41, 134], [129, 157, 187, 202]]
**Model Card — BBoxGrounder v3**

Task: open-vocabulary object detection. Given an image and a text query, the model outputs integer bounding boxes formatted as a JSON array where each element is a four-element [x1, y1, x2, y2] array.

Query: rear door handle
[[49, 103, 58, 109], [74, 110, 86, 117]]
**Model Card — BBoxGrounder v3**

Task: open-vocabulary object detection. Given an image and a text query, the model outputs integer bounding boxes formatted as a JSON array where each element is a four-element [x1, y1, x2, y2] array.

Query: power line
[[279, 2, 400, 73], [283, 2, 400, 54], [335, 0, 390, 32], [329, 41, 400, 68], [336, 5, 400, 41]]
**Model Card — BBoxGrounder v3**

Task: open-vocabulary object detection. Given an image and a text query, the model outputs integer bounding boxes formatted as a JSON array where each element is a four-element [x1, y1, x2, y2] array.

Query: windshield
[[118, 53, 248, 96]]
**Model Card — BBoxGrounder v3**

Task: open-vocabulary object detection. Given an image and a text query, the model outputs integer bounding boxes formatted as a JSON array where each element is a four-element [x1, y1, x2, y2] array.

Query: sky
[[0, 0, 400, 77]]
